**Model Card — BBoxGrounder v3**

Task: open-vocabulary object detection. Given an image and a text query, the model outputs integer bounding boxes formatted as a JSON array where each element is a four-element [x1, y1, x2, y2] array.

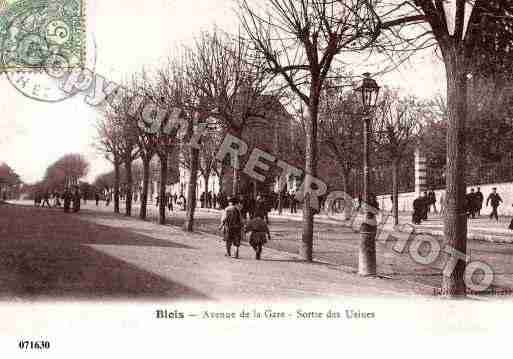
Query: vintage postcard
[[0, 0, 85, 71], [0, 0, 511, 358]]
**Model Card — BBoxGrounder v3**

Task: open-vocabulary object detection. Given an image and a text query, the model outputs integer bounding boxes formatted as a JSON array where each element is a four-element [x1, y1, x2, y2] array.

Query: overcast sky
[[0, 0, 446, 184]]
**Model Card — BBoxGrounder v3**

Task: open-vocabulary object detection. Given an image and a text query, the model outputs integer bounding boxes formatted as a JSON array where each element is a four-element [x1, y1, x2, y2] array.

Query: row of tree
[[92, 0, 513, 297]]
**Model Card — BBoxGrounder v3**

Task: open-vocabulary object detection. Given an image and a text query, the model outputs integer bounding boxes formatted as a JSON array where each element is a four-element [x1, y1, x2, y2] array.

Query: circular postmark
[[0, 0, 87, 102]]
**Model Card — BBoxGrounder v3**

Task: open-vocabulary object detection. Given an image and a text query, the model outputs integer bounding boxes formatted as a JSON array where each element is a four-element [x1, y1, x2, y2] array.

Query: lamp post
[[354, 72, 380, 276]]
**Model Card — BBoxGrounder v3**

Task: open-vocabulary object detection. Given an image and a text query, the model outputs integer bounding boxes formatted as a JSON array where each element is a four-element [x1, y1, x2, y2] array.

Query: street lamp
[[354, 72, 380, 276]]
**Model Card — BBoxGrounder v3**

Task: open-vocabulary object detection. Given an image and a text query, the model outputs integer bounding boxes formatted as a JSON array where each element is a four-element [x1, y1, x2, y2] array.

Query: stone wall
[[377, 182, 513, 216]]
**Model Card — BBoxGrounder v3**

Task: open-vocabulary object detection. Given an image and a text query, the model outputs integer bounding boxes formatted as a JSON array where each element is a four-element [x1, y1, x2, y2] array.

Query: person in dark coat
[[245, 213, 271, 260], [486, 187, 503, 222], [421, 191, 429, 221], [72, 187, 81, 213], [290, 191, 298, 213], [412, 194, 424, 224], [475, 187, 484, 217], [219, 197, 243, 259], [41, 191, 51, 208], [427, 189, 437, 214], [95, 192, 100, 206], [63, 189, 72, 213], [466, 188, 476, 218], [167, 193, 173, 212], [200, 191, 206, 208]]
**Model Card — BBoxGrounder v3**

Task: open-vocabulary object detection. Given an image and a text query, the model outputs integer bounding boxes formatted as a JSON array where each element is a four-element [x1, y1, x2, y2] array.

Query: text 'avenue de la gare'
[[155, 309, 376, 320]]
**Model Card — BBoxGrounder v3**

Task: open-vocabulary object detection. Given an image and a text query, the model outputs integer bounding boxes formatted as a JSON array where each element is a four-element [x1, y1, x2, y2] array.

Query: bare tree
[[122, 82, 158, 220], [318, 85, 363, 219], [377, 0, 513, 296], [239, 0, 379, 261], [42, 153, 89, 190], [374, 90, 421, 225], [186, 28, 275, 197], [95, 113, 124, 213], [114, 107, 139, 217]]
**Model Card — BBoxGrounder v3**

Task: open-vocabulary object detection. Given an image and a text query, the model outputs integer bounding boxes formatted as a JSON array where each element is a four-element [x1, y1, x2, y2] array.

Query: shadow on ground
[[0, 204, 208, 301]]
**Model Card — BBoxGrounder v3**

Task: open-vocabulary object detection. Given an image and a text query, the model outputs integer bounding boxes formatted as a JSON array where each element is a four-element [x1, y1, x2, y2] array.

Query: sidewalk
[[0, 202, 434, 300], [200, 206, 513, 243]]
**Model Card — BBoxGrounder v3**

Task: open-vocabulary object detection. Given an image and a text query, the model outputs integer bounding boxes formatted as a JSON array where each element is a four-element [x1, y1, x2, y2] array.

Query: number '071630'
[[18, 340, 50, 350]]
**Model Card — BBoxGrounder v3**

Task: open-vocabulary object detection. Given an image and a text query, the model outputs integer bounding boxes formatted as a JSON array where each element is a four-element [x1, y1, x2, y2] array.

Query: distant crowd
[[33, 186, 83, 213], [411, 187, 506, 225]]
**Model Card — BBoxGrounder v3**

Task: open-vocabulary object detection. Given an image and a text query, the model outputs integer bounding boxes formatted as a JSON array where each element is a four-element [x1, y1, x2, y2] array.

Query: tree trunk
[[185, 146, 199, 232], [203, 173, 210, 196], [158, 152, 168, 225], [342, 169, 352, 220], [392, 158, 399, 226], [230, 129, 243, 198], [442, 47, 468, 297], [300, 101, 319, 262], [124, 160, 133, 217], [140, 158, 150, 220], [113, 162, 120, 214], [278, 180, 283, 215]]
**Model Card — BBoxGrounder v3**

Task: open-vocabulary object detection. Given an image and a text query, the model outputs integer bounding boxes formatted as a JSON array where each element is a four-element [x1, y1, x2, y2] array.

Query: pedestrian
[[244, 213, 271, 260], [427, 189, 437, 214], [412, 194, 423, 224], [466, 188, 476, 218], [72, 187, 81, 213], [421, 191, 429, 221], [41, 191, 51, 208], [200, 191, 206, 208], [207, 191, 213, 208], [486, 187, 503, 222], [219, 197, 243, 259], [53, 192, 61, 207], [475, 187, 484, 217], [290, 191, 297, 213], [95, 192, 100, 206], [179, 193, 186, 211], [167, 192, 173, 212], [63, 188, 72, 213]]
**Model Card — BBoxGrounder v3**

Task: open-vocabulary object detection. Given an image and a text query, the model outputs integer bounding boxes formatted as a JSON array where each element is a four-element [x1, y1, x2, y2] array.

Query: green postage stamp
[[0, 0, 85, 71]]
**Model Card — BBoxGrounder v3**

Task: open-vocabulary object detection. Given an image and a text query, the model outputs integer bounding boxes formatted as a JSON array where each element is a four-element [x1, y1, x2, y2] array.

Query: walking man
[[72, 187, 81, 213], [475, 187, 484, 217], [245, 213, 271, 260], [219, 197, 243, 259], [427, 189, 437, 214], [486, 187, 502, 222], [63, 188, 72, 213], [41, 191, 51, 208], [466, 188, 476, 218]]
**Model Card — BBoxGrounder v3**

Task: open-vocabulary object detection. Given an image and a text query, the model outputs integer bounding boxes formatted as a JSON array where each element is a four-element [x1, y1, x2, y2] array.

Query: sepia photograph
[[0, 0, 512, 357]]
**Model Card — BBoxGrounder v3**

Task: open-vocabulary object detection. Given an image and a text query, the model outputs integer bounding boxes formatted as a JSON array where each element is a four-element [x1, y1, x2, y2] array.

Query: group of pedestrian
[[219, 197, 271, 260], [465, 187, 484, 218], [412, 190, 437, 224], [34, 187, 82, 213], [410, 187, 506, 225]]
